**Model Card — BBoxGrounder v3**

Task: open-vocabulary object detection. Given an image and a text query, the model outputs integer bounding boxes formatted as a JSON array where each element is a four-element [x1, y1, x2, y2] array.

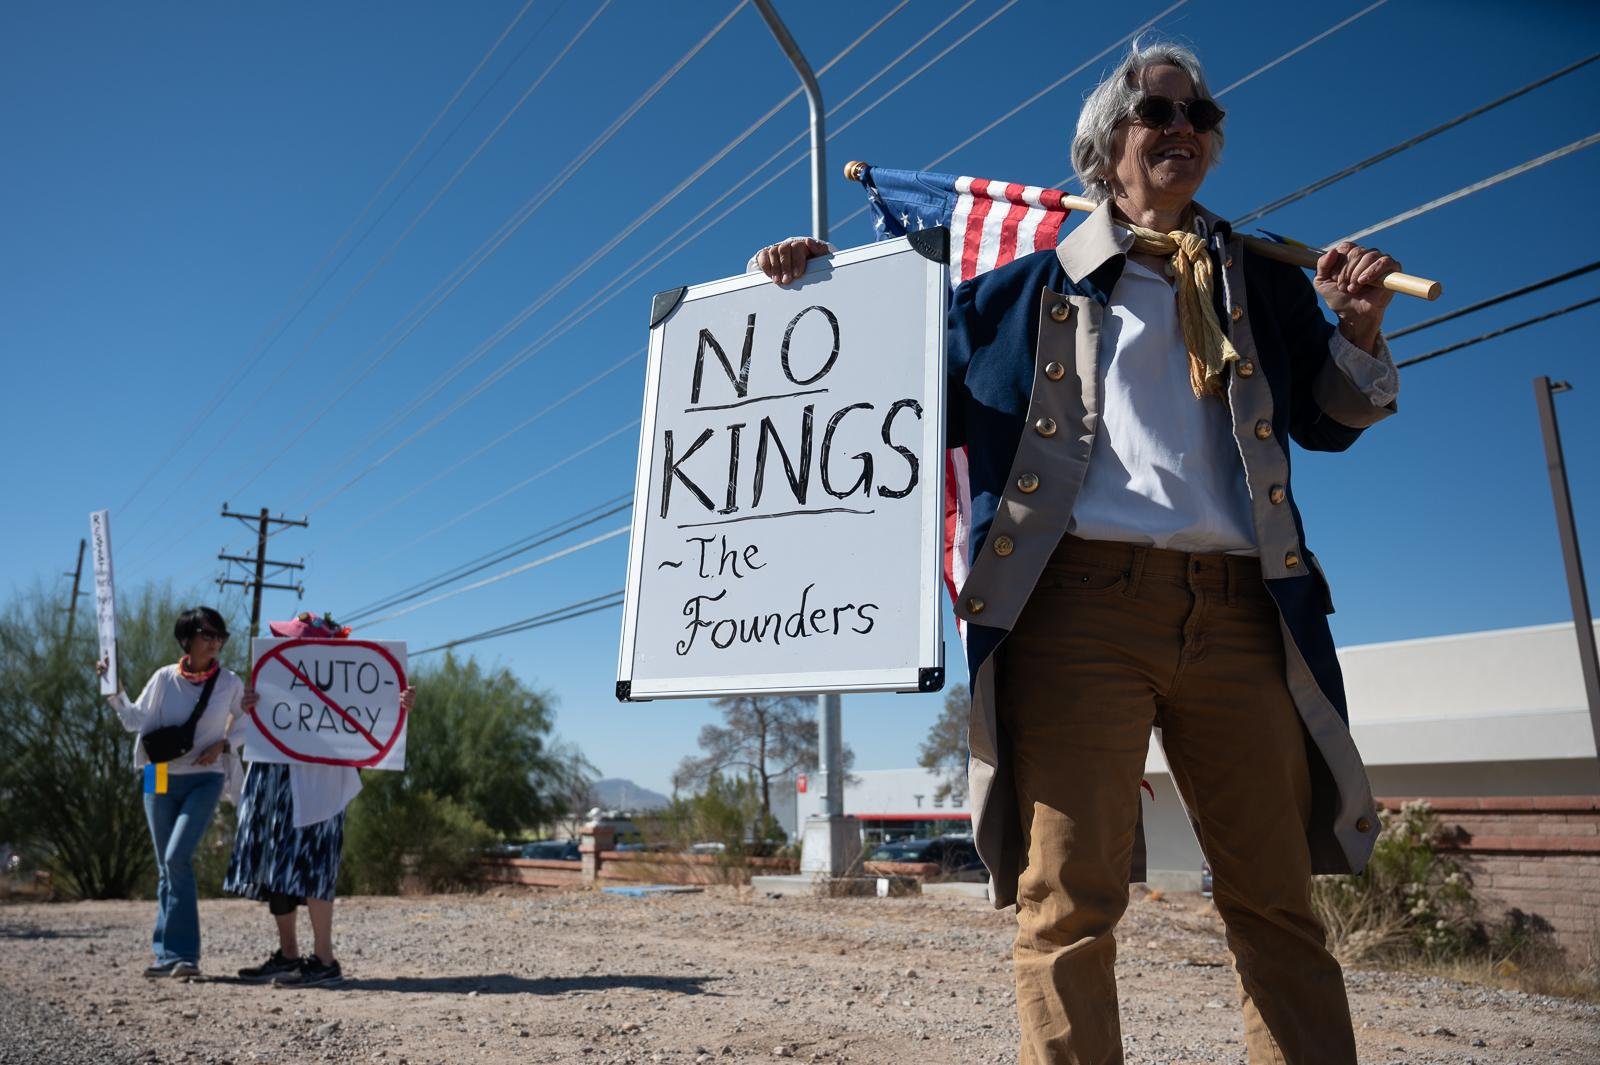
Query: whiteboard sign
[[246, 638, 409, 769], [617, 233, 948, 699], [89, 509, 118, 695]]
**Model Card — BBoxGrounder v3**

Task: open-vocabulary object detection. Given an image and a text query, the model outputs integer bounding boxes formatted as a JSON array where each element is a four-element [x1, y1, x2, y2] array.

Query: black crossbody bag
[[142, 670, 220, 764]]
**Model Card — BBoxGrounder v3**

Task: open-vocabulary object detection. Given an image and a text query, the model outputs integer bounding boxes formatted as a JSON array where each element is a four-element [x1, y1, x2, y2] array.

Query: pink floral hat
[[267, 611, 352, 639]]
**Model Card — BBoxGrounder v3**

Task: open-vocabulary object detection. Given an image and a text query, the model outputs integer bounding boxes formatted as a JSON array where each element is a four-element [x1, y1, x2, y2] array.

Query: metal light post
[[753, 0, 859, 877], [1532, 376, 1600, 773], [751, 0, 827, 244]]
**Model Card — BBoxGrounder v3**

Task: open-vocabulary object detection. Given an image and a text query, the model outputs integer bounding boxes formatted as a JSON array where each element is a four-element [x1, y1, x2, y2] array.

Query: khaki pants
[[996, 536, 1356, 1065]]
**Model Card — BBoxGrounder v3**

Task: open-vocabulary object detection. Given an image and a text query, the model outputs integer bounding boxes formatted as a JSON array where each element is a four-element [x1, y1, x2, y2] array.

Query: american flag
[[863, 165, 1074, 617]]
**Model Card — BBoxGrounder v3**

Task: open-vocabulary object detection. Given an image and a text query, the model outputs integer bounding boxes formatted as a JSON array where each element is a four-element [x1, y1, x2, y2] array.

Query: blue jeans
[[142, 771, 224, 965]]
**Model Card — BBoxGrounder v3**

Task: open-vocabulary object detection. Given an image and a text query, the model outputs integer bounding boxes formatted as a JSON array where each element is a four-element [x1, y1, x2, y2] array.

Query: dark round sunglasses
[[1130, 94, 1225, 133]]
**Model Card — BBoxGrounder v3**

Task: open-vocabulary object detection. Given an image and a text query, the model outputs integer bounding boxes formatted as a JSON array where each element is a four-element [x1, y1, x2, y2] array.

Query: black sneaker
[[169, 960, 201, 980], [272, 955, 342, 987], [238, 950, 302, 982], [143, 961, 178, 979]]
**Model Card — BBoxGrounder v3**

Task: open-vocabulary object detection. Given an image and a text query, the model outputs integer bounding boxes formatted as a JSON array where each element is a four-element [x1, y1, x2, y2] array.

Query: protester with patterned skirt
[[756, 40, 1405, 1065], [225, 611, 415, 987], [100, 606, 245, 979]]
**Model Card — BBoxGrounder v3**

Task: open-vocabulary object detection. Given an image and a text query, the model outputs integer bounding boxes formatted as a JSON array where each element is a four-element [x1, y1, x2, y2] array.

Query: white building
[[785, 621, 1600, 890]]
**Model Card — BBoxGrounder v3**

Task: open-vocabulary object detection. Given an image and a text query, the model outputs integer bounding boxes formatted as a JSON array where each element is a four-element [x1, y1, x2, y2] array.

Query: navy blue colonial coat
[[947, 201, 1394, 909]]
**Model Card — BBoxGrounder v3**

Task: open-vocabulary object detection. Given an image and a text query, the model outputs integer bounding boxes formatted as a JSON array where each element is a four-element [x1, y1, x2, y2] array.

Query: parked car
[[520, 839, 580, 862], [866, 835, 986, 880]]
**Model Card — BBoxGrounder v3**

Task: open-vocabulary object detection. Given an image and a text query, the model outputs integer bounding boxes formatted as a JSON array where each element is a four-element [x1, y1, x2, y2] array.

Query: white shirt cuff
[[1328, 329, 1399, 408]]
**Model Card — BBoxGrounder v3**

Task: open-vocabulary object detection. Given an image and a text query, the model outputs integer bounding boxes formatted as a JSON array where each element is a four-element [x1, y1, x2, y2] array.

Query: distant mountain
[[590, 777, 671, 812]]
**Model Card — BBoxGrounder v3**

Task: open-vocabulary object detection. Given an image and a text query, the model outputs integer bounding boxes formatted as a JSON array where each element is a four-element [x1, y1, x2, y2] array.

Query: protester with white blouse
[[101, 606, 244, 979]]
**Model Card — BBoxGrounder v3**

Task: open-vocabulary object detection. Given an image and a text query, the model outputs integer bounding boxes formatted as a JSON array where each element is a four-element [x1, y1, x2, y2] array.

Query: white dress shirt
[[1067, 257, 1397, 554]]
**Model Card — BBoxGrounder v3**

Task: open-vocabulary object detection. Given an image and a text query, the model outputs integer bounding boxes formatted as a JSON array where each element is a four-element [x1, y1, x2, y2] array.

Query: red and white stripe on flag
[[943, 178, 1072, 629]]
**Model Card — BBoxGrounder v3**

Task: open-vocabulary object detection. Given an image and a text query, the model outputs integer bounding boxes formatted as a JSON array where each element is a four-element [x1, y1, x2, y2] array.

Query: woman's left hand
[[1314, 241, 1400, 352], [399, 687, 416, 712], [193, 740, 226, 766]]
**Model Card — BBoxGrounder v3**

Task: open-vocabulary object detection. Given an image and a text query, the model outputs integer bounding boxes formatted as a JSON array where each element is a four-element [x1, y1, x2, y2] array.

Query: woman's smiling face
[[1108, 63, 1214, 213]]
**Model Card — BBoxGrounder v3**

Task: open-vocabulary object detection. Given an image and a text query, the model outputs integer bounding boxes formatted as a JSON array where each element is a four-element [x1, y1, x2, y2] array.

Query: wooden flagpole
[[844, 161, 1441, 301]]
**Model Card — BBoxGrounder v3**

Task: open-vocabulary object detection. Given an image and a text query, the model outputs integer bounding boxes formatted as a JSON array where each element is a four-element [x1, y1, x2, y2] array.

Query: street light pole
[[751, 0, 827, 243], [753, 0, 859, 877], [1532, 376, 1600, 772]]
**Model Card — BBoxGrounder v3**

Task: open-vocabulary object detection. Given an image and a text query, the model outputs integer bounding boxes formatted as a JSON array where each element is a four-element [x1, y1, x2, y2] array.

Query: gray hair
[[1071, 40, 1223, 202]]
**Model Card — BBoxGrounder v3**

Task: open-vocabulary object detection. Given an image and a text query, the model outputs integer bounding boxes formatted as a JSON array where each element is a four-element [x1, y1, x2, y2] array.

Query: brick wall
[[1377, 796, 1599, 961]]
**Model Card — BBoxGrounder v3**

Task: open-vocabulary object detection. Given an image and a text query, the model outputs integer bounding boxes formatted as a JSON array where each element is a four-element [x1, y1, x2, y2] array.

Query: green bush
[[342, 787, 495, 894], [338, 654, 578, 894]]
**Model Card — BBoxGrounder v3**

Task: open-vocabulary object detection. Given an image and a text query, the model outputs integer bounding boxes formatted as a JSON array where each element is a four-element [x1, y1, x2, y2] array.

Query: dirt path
[[1, 888, 1594, 1064]]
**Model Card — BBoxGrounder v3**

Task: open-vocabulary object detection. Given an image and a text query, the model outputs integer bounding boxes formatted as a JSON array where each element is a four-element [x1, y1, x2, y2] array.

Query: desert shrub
[[1312, 800, 1594, 1000], [1312, 800, 1475, 963]]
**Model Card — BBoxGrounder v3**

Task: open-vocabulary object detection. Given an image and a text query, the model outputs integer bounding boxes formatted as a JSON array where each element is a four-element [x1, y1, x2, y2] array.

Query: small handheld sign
[[89, 509, 118, 696], [617, 231, 949, 699], [247, 638, 409, 769]]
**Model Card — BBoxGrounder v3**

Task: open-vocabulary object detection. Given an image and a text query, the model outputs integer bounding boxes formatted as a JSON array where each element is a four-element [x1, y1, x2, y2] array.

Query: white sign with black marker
[[90, 509, 118, 696], [246, 637, 409, 769], [617, 232, 949, 699]]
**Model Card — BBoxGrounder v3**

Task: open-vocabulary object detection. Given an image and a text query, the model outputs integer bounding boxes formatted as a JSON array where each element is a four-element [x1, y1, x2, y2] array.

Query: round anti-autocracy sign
[[247, 637, 409, 769]]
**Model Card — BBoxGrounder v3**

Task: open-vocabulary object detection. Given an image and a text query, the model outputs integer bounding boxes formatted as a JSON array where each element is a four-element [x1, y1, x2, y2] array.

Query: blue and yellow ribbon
[[143, 762, 169, 795]]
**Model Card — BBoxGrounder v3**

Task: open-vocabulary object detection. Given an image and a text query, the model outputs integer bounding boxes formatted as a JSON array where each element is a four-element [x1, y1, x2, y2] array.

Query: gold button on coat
[[1230, 305, 1244, 321], [1035, 417, 1058, 438], [1356, 817, 1373, 833], [1285, 552, 1301, 569], [966, 597, 985, 615], [992, 535, 1014, 557], [1237, 361, 1255, 377], [1016, 472, 1040, 494], [1049, 302, 1070, 322], [1044, 361, 1066, 381], [1254, 420, 1272, 440], [1268, 484, 1286, 505]]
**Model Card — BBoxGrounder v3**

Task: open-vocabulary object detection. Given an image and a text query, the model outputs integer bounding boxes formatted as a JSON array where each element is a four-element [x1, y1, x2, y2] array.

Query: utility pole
[[63, 538, 86, 644], [1532, 377, 1600, 772], [218, 503, 308, 637]]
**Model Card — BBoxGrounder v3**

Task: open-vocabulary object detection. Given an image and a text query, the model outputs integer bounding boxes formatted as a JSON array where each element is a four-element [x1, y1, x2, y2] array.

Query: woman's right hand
[[755, 237, 831, 285], [94, 657, 119, 695]]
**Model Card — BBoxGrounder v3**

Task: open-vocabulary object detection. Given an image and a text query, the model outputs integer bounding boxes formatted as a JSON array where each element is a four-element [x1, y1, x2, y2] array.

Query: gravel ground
[[1, 887, 1595, 1065]]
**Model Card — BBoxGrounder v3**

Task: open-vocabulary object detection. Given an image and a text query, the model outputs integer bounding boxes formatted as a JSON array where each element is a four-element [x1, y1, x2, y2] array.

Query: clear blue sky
[[4, 0, 1598, 798]]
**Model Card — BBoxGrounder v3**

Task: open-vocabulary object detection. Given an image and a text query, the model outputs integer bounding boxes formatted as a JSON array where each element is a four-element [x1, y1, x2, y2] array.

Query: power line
[[360, 525, 630, 628], [226, 0, 631, 500], [343, 493, 632, 621], [1396, 296, 1600, 369], [834, 0, 1357, 233], [122, 2, 717, 576], [1213, 0, 1390, 97], [287, 2, 923, 517], [311, 350, 645, 536], [1387, 260, 1600, 339], [112, 0, 542, 523], [921, 0, 1191, 172], [411, 590, 627, 656], [1333, 131, 1600, 245], [1235, 51, 1600, 226], [358, 419, 641, 572]]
